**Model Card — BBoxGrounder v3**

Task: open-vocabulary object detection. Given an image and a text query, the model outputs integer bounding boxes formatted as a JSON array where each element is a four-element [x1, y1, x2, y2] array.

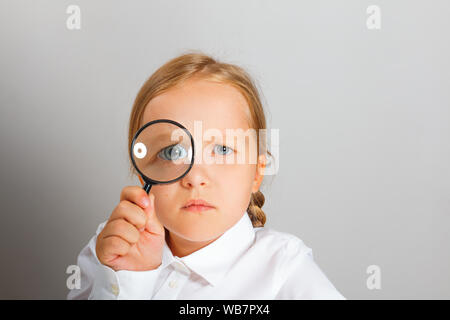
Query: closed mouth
[[182, 199, 215, 209], [181, 199, 215, 212], [181, 205, 215, 213]]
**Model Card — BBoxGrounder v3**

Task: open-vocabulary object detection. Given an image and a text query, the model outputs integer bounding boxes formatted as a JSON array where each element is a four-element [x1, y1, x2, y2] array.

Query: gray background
[[1, 0, 449, 299]]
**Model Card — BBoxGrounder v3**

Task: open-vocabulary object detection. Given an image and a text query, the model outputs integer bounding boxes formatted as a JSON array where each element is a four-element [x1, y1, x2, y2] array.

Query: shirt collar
[[160, 212, 255, 287]]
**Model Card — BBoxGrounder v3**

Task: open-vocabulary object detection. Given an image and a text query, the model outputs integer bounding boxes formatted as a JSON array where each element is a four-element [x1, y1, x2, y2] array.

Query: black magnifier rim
[[130, 119, 195, 185]]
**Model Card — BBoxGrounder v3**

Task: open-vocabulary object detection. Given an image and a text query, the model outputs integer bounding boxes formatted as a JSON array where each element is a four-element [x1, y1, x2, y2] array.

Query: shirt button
[[168, 280, 178, 288], [173, 261, 189, 275], [111, 284, 119, 296]]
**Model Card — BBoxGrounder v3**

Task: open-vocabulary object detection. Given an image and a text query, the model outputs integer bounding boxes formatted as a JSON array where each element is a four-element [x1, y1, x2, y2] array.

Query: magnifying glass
[[130, 119, 195, 194]]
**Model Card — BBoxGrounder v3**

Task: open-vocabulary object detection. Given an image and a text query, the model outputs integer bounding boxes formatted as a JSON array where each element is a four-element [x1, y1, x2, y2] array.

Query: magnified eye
[[158, 144, 188, 161], [214, 144, 233, 156]]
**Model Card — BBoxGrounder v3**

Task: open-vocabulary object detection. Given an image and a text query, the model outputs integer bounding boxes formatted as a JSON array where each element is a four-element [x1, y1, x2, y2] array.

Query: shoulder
[[251, 225, 314, 278], [253, 226, 345, 299], [253, 225, 313, 259]]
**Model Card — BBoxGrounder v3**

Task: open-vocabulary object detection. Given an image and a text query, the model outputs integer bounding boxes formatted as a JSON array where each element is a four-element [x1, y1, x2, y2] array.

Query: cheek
[[220, 163, 255, 183], [215, 164, 255, 203], [150, 184, 178, 209]]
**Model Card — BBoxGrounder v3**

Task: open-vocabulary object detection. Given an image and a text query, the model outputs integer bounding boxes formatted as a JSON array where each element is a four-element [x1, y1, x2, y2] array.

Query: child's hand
[[96, 186, 165, 271]]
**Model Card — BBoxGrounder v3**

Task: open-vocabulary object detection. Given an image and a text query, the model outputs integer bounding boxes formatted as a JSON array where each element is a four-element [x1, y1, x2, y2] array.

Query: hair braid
[[247, 190, 266, 227]]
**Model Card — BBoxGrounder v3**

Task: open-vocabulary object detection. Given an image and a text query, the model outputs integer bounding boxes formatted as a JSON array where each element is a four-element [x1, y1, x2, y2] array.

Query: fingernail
[[142, 197, 150, 208]]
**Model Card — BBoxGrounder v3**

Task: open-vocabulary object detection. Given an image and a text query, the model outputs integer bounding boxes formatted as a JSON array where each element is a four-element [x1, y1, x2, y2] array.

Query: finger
[[110, 200, 147, 231], [101, 236, 131, 258], [102, 219, 140, 244], [120, 185, 150, 209]]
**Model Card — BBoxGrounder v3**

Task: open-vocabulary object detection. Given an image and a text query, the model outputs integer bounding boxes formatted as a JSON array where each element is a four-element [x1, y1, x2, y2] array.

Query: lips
[[182, 199, 215, 212]]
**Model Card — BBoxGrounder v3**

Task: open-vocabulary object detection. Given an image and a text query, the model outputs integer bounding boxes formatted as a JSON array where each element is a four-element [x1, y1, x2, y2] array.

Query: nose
[[180, 163, 209, 189], [180, 143, 209, 189]]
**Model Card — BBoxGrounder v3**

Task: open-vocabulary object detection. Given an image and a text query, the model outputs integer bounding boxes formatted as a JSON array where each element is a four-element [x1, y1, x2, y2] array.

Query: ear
[[251, 154, 266, 193]]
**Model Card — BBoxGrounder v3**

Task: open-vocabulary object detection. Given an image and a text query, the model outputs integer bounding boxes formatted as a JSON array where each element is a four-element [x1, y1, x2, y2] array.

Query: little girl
[[67, 52, 345, 300]]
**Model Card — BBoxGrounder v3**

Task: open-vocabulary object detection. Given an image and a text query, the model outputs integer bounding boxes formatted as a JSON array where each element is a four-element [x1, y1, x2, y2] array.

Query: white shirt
[[67, 212, 346, 300]]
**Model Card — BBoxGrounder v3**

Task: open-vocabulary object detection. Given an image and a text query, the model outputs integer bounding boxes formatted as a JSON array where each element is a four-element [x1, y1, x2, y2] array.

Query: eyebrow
[[138, 128, 186, 142], [203, 133, 250, 147]]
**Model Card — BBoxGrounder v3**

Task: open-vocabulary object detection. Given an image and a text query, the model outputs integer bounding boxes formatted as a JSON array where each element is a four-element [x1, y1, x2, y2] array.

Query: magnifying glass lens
[[131, 121, 193, 183]]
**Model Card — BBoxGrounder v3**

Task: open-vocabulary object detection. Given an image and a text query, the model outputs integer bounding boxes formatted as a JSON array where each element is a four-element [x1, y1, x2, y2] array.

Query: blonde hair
[[127, 51, 272, 227]]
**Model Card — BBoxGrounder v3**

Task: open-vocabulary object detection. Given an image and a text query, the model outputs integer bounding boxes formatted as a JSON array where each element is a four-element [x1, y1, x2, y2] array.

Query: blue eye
[[158, 144, 187, 161], [214, 144, 233, 156]]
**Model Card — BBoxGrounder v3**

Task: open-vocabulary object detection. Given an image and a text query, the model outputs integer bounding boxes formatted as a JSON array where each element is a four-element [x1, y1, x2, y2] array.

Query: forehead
[[141, 79, 252, 133]]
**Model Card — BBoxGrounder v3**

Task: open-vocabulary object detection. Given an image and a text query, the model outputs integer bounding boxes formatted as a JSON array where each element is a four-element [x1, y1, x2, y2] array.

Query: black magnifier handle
[[143, 182, 153, 194]]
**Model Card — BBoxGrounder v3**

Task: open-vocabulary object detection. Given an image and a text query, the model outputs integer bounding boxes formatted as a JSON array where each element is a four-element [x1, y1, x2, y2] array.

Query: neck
[[165, 229, 220, 258]]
